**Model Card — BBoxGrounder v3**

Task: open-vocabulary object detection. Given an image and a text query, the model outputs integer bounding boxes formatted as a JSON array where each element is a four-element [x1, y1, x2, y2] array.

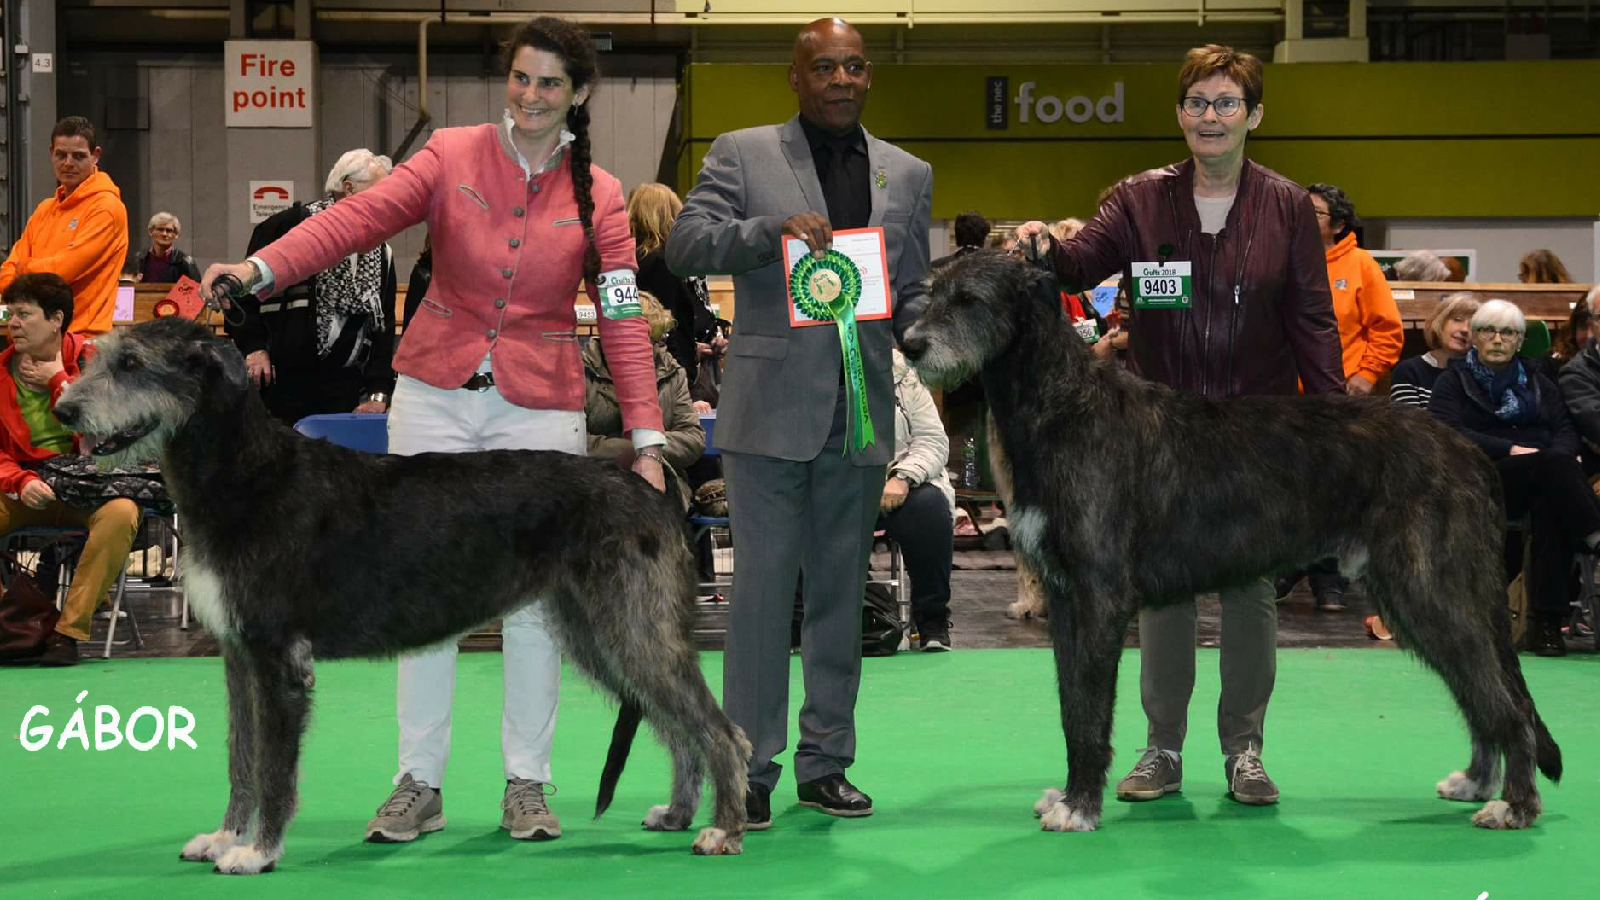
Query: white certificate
[[784, 227, 892, 328]]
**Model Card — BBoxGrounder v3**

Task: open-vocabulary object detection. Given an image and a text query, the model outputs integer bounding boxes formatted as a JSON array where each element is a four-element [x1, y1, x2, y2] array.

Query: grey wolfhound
[[898, 252, 1560, 833], [53, 317, 750, 873]]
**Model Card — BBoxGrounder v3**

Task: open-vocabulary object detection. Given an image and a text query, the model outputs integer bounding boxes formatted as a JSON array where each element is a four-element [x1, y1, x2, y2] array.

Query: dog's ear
[[186, 339, 250, 399], [893, 282, 931, 347]]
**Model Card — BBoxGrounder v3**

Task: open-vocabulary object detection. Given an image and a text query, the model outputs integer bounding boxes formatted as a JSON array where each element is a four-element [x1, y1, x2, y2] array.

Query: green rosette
[[790, 249, 875, 454]]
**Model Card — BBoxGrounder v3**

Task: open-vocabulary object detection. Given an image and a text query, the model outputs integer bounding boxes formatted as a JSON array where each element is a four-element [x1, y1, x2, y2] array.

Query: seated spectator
[[584, 292, 704, 514], [690, 314, 728, 416], [1540, 294, 1591, 381], [1519, 249, 1573, 284], [1049, 218, 1085, 244], [1430, 299, 1600, 657], [1046, 217, 1107, 348], [882, 349, 957, 651], [1557, 286, 1600, 455], [224, 148, 397, 425], [1393, 250, 1452, 282], [933, 210, 991, 269], [1390, 292, 1479, 407], [133, 212, 201, 284], [0, 273, 141, 667]]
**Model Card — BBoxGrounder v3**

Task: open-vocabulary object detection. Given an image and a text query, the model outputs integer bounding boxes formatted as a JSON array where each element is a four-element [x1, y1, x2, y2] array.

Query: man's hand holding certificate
[[782, 226, 892, 453]]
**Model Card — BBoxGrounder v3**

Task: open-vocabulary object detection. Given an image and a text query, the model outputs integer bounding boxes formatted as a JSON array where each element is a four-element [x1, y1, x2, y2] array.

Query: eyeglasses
[[150, 227, 178, 234], [1181, 96, 1246, 118], [1473, 326, 1522, 340]]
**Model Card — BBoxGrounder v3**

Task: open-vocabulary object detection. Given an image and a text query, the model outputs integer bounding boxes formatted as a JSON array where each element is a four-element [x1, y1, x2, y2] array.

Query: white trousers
[[387, 371, 586, 789]]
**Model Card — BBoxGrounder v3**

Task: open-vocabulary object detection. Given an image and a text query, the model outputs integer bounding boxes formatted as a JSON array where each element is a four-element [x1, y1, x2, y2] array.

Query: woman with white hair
[[133, 211, 201, 283], [221, 147, 397, 424], [1430, 298, 1600, 657], [1393, 250, 1452, 282]]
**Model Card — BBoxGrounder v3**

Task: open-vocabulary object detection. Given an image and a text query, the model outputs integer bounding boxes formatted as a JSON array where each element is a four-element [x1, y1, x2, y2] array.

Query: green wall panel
[[679, 61, 1600, 218]]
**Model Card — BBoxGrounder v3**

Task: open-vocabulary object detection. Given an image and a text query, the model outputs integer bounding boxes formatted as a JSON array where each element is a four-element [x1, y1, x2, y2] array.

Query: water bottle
[[961, 436, 979, 489]]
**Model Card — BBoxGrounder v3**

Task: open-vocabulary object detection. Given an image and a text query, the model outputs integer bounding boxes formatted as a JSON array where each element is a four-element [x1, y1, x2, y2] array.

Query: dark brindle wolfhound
[[53, 317, 750, 873], [898, 252, 1560, 833]]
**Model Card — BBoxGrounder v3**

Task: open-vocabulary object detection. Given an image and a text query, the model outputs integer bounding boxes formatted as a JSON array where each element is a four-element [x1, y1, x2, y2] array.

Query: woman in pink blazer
[[203, 17, 665, 846]]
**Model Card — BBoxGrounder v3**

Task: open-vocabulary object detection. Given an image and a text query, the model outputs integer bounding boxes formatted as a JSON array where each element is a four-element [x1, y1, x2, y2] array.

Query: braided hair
[[504, 17, 603, 286]]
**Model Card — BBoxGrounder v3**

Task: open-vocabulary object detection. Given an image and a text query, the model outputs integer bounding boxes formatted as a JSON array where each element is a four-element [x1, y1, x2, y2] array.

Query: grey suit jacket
[[666, 115, 934, 466]]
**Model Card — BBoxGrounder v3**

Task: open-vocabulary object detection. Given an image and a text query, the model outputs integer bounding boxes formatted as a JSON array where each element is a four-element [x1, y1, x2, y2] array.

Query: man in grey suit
[[666, 17, 933, 830]]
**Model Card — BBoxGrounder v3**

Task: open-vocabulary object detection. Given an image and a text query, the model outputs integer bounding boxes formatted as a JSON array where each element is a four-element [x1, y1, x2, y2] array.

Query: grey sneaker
[[1225, 749, 1280, 805], [1115, 748, 1182, 801], [502, 779, 561, 840], [365, 774, 445, 842]]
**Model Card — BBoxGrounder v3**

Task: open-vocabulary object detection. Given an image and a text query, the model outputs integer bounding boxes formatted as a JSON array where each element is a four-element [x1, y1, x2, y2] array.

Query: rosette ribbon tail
[[830, 297, 875, 455]]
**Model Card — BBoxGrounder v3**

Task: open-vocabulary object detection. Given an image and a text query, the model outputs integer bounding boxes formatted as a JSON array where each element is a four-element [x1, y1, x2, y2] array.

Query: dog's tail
[[1497, 634, 1563, 782], [1534, 712, 1562, 783], [595, 699, 644, 819]]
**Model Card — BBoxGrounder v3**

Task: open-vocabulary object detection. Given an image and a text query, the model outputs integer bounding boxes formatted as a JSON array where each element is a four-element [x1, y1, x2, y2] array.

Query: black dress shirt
[[799, 116, 870, 230]]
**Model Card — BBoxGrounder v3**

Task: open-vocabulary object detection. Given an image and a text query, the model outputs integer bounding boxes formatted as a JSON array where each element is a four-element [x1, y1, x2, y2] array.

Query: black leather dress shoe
[[745, 784, 772, 831], [1531, 619, 1568, 658], [796, 774, 873, 817]]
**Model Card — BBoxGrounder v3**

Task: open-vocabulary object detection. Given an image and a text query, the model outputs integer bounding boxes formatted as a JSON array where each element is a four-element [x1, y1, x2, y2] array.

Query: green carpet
[[3, 648, 1596, 899]]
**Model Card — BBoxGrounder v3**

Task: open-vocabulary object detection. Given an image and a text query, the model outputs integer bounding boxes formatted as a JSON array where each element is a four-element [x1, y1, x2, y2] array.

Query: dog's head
[[898, 251, 1056, 388], [54, 317, 250, 468]]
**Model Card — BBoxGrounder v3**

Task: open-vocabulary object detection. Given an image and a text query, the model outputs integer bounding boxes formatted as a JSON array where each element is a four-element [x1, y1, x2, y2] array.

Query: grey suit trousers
[[721, 387, 883, 790], [1138, 578, 1277, 758]]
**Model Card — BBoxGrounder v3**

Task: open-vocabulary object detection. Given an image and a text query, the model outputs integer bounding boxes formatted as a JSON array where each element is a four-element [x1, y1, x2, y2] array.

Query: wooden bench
[[1390, 281, 1593, 325]]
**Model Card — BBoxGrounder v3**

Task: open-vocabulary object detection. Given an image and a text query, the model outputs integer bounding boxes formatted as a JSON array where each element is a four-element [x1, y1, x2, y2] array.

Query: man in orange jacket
[[0, 117, 130, 338], [1308, 182, 1402, 396]]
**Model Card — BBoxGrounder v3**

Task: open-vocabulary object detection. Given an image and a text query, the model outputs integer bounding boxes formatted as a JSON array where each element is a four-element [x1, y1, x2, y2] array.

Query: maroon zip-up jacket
[[1046, 158, 1343, 400]]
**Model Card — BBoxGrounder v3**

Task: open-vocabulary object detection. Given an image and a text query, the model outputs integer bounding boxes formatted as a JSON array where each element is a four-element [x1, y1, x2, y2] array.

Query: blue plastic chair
[[687, 414, 730, 603], [294, 413, 389, 454], [688, 414, 726, 533]]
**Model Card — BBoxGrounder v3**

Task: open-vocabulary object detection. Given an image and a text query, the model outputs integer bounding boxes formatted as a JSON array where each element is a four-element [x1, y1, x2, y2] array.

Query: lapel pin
[[874, 171, 887, 190]]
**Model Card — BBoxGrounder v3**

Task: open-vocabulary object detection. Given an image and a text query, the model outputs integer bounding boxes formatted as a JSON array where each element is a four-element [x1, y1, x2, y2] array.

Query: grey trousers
[[720, 392, 883, 791], [1138, 577, 1277, 758]]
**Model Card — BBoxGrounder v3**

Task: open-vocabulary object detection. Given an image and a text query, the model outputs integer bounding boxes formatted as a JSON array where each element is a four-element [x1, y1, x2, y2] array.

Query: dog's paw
[[691, 827, 742, 856], [1437, 770, 1497, 802], [1039, 799, 1099, 833], [643, 804, 692, 831], [180, 829, 240, 862], [1032, 788, 1065, 818], [212, 844, 279, 875], [1006, 597, 1048, 620], [1471, 799, 1539, 830]]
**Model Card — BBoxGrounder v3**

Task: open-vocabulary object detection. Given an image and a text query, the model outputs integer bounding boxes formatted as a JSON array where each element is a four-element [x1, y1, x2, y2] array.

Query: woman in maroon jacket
[[1014, 45, 1343, 810]]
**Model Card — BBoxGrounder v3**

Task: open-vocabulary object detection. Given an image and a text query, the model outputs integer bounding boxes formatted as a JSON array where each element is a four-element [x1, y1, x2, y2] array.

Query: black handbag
[[34, 455, 174, 516], [789, 580, 904, 657], [0, 551, 58, 659]]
